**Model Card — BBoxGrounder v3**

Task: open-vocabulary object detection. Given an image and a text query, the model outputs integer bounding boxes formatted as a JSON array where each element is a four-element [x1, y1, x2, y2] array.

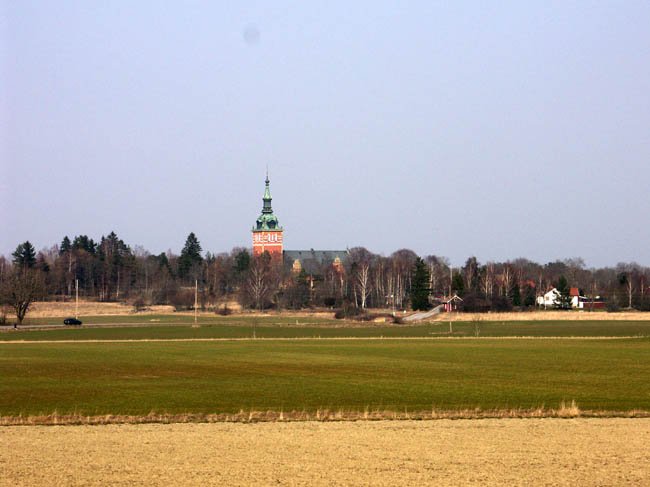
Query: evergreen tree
[[157, 252, 172, 273], [410, 257, 431, 311], [36, 253, 50, 273], [97, 231, 132, 300], [12, 241, 37, 270], [522, 283, 536, 308], [59, 236, 72, 255], [234, 249, 251, 274], [178, 232, 203, 279], [508, 282, 521, 307], [286, 269, 310, 309], [72, 235, 96, 254], [554, 275, 573, 310]]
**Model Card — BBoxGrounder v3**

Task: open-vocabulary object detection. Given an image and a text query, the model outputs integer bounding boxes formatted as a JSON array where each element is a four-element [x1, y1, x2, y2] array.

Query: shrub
[[605, 298, 620, 313], [458, 292, 491, 313], [216, 304, 232, 316], [170, 290, 194, 311], [334, 305, 366, 320], [132, 297, 146, 313], [490, 295, 513, 312], [637, 298, 650, 312], [356, 313, 376, 322]]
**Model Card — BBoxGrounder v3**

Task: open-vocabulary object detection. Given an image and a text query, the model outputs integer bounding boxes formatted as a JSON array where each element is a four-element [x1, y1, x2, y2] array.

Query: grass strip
[[4, 402, 650, 426]]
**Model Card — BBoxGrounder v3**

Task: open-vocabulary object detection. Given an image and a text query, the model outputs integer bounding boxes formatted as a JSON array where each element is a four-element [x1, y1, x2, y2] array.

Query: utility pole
[[194, 279, 198, 327], [75, 279, 79, 319], [449, 267, 453, 298]]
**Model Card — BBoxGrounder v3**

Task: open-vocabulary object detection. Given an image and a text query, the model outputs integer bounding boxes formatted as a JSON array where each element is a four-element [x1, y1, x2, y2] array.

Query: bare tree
[[389, 249, 417, 308], [425, 255, 449, 298], [1, 269, 45, 326], [355, 261, 371, 309], [463, 256, 479, 292], [481, 262, 495, 298], [500, 263, 514, 297], [617, 263, 640, 309], [245, 256, 271, 310]]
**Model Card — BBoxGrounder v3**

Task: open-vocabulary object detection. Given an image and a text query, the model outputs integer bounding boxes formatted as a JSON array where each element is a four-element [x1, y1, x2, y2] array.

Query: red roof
[[570, 287, 579, 296]]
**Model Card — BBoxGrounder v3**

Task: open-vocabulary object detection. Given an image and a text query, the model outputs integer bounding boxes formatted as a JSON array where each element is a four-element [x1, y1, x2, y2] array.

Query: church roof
[[284, 249, 349, 272], [253, 173, 282, 231]]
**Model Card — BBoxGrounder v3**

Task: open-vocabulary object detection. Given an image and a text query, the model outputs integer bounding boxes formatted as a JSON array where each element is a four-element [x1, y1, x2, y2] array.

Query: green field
[[3, 320, 650, 341], [2, 338, 649, 416], [17, 314, 341, 326]]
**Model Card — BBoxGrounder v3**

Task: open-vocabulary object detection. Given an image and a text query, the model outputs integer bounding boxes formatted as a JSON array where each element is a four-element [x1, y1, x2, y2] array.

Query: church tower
[[252, 172, 283, 258]]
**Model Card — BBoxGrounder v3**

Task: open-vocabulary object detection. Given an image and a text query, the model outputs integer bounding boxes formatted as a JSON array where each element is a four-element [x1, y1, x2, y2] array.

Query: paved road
[[3, 323, 149, 330]]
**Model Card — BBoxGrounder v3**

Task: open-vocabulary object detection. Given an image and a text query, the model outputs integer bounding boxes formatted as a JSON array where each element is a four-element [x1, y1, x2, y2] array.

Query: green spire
[[262, 171, 272, 213], [253, 171, 282, 231]]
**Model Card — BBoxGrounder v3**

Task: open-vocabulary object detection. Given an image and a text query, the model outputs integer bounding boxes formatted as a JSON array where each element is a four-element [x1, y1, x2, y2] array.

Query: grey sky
[[2, 1, 649, 267]]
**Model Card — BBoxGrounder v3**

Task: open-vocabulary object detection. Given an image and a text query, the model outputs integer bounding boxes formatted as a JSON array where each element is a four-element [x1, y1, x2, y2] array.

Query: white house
[[538, 288, 560, 308], [537, 287, 586, 308]]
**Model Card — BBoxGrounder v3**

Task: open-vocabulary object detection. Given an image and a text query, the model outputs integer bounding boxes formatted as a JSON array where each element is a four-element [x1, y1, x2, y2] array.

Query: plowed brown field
[[2, 419, 649, 486]]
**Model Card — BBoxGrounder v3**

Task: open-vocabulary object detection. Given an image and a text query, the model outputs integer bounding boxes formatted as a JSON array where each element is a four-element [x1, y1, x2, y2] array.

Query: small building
[[443, 295, 463, 312], [569, 288, 581, 308]]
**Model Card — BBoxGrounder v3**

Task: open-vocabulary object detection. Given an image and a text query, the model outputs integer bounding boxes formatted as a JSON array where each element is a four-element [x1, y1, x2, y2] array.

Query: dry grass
[[10, 301, 650, 321], [434, 310, 650, 321], [10, 301, 650, 325], [13, 301, 176, 318], [11, 301, 342, 319], [2, 403, 648, 426], [3, 419, 650, 486]]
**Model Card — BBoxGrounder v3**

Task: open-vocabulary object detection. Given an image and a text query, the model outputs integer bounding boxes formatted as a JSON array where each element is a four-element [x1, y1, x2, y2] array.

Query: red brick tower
[[252, 172, 283, 258]]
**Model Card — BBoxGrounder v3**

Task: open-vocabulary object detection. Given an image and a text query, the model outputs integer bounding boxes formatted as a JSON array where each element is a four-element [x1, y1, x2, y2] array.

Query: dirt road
[[2, 419, 649, 486]]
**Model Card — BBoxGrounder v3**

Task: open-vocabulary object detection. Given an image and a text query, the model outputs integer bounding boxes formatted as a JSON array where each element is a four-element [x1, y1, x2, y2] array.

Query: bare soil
[[2, 419, 649, 486]]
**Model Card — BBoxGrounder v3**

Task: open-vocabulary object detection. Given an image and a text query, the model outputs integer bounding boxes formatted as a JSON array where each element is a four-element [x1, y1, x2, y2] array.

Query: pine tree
[[508, 282, 521, 307], [554, 275, 572, 310], [234, 250, 251, 274], [522, 283, 536, 308], [59, 236, 72, 255], [72, 235, 96, 254], [178, 232, 203, 279], [410, 257, 431, 311], [12, 241, 37, 270], [157, 252, 172, 273]]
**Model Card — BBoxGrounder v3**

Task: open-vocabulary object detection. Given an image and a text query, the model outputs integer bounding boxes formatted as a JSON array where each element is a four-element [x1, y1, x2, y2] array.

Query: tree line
[[1, 231, 649, 324]]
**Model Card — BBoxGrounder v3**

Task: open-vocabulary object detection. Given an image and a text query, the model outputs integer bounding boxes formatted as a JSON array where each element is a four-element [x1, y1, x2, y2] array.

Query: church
[[252, 173, 349, 273]]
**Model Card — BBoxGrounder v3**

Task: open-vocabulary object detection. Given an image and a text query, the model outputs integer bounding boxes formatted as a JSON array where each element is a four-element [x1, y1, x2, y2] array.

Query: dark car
[[63, 318, 83, 326]]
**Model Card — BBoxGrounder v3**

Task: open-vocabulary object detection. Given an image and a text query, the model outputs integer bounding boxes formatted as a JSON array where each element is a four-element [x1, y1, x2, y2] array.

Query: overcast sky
[[1, 1, 649, 267]]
